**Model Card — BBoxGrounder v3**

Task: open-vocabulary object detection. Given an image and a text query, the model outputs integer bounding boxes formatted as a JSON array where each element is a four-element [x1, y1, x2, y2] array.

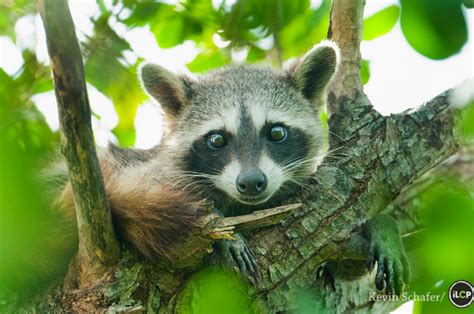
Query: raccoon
[[53, 41, 339, 281]]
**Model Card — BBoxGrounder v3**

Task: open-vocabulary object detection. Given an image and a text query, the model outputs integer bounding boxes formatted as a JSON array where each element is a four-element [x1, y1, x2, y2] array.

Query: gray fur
[[137, 41, 340, 212], [140, 63, 193, 119], [288, 41, 339, 103]]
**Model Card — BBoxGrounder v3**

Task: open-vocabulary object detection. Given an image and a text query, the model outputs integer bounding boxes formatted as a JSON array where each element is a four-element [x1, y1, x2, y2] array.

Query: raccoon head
[[141, 41, 339, 210]]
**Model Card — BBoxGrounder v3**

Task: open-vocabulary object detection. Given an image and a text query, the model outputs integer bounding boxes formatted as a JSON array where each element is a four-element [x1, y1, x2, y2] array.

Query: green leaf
[[0, 0, 36, 39], [122, 2, 168, 28], [0, 59, 57, 151], [247, 45, 266, 62], [400, 0, 467, 60], [187, 49, 229, 73], [176, 267, 259, 313], [128, 1, 215, 49], [458, 102, 474, 141], [152, 14, 186, 48], [463, 0, 474, 8], [363, 5, 400, 41], [360, 59, 370, 85], [17, 50, 53, 95], [279, 1, 331, 59], [0, 69, 16, 105]]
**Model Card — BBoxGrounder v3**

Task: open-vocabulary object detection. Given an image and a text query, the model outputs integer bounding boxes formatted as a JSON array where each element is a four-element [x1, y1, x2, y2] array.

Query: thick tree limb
[[244, 88, 461, 312], [309, 146, 473, 313], [385, 148, 474, 237], [38, 0, 119, 285]]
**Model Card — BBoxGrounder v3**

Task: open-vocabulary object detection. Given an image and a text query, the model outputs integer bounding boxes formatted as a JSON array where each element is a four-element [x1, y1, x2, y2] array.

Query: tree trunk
[[22, 0, 469, 312]]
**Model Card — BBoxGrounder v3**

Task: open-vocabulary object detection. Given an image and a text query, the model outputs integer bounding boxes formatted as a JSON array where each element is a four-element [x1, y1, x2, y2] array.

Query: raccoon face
[[141, 41, 339, 209], [184, 112, 314, 206]]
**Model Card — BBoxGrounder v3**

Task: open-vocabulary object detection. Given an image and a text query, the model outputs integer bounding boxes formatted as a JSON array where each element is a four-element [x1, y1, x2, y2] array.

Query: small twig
[[205, 203, 301, 239]]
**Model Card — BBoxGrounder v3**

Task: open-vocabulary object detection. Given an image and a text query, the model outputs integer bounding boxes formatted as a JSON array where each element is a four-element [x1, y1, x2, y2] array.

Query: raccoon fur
[[51, 41, 339, 279]]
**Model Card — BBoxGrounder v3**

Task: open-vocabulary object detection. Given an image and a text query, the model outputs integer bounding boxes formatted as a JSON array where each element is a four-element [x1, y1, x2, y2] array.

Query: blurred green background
[[0, 0, 472, 313]]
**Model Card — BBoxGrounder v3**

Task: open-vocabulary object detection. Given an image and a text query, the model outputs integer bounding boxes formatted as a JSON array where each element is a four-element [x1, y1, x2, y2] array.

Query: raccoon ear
[[140, 63, 192, 117], [288, 41, 339, 103]]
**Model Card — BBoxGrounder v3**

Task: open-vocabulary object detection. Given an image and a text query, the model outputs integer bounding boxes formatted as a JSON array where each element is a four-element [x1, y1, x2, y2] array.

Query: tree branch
[[38, 0, 119, 286], [328, 0, 365, 111], [239, 80, 462, 314], [385, 147, 474, 236]]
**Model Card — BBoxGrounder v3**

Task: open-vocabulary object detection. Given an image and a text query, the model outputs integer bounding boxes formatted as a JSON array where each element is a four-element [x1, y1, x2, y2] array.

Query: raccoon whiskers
[[279, 155, 307, 169], [179, 170, 217, 179], [323, 155, 346, 161], [288, 178, 313, 191], [168, 171, 223, 196], [281, 156, 320, 174], [167, 171, 215, 183], [327, 130, 346, 142], [324, 145, 348, 158], [168, 175, 213, 194]]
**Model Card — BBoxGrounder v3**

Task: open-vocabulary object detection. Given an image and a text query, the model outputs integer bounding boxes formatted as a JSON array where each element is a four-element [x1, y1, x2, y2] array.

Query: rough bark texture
[[243, 89, 460, 313], [38, 0, 120, 286], [25, 0, 468, 312]]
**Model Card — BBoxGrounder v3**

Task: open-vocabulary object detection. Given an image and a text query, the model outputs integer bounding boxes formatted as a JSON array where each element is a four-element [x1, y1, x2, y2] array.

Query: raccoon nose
[[236, 169, 268, 196]]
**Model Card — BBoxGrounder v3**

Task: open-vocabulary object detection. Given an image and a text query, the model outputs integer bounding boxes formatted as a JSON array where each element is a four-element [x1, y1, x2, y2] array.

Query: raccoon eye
[[207, 132, 227, 149], [268, 125, 288, 142]]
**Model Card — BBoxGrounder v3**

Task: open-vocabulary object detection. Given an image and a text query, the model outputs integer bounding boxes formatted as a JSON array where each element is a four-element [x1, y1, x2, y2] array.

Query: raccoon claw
[[229, 241, 260, 282], [368, 243, 410, 295], [216, 234, 261, 284], [365, 215, 411, 296], [316, 262, 336, 291]]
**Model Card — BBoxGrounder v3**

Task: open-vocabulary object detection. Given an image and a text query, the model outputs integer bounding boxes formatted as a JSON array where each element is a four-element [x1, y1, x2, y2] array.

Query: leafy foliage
[[0, 58, 66, 300], [400, 0, 468, 60], [84, 15, 146, 146], [0, 55, 56, 151], [0, 0, 36, 40], [409, 178, 474, 314], [1, 0, 469, 146]]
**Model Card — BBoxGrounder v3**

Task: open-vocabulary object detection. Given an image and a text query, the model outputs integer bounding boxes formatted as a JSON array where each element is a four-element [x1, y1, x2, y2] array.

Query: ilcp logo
[[449, 280, 473, 308]]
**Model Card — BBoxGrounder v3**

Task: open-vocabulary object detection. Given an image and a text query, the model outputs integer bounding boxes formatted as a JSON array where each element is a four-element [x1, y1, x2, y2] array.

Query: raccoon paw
[[365, 216, 411, 296], [216, 234, 261, 285]]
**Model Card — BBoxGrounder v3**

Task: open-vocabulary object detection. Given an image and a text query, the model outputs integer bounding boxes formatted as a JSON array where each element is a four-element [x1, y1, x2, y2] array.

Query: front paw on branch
[[215, 234, 261, 285], [364, 214, 411, 295], [205, 203, 301, 285]]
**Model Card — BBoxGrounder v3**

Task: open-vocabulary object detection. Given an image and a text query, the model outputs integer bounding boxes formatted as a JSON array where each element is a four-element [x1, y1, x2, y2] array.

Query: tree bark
[[246, 89, 461, 313], [327, 0, 365, 110], [25, 0, 470, 312], [38, 0, 120, 287]]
